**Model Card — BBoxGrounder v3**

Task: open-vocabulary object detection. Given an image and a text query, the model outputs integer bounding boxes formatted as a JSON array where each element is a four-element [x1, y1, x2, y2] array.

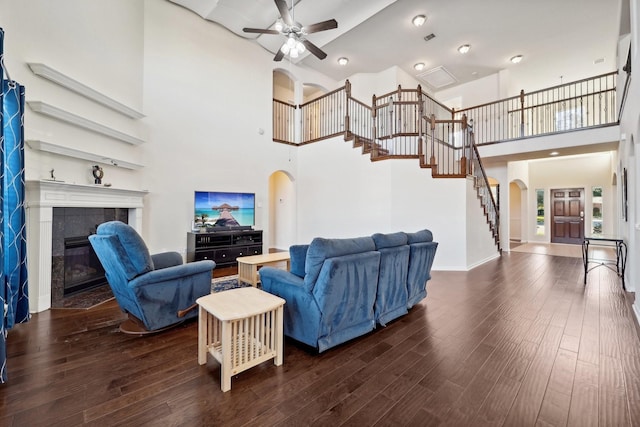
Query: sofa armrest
[[259, 266, 304, 293], [151, 251, 184, 269]]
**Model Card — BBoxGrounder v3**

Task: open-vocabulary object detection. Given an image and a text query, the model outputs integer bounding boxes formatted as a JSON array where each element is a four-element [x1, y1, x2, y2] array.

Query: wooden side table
[[236, 251, 290, 287], [197, 287, 285, 392]]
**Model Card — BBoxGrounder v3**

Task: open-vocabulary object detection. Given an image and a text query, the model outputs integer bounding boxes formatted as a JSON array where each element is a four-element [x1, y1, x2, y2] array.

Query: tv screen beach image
[[194, 191, 255, 228]]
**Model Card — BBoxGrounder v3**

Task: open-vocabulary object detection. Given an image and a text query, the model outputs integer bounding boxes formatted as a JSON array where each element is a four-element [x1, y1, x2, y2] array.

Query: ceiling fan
[[243, 0, 338, 61]]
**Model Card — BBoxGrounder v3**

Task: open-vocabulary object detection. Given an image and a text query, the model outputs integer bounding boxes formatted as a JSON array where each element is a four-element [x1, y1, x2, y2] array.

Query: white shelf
[[27, 101, 145, 146], [28, 63, 145, 119], [27, 139, 143, 170]]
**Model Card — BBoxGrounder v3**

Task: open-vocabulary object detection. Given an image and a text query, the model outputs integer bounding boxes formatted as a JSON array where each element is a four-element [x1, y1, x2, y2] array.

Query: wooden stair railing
[[469, 131, 501, 252]]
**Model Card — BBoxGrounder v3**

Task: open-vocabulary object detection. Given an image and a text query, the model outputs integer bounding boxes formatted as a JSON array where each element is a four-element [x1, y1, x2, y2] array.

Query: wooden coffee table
[[197, 287, 285, 392], [236, 252, 290, 287]]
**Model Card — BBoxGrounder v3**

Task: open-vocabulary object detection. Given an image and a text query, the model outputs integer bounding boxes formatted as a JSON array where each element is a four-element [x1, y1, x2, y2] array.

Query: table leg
[[582, 240, 589, 285], [198, 305, 207, 365], [221, 320, 232, 392], [618, 241, 628, 291], [251, 264, 259, 287], [274, 305, 283, 366]]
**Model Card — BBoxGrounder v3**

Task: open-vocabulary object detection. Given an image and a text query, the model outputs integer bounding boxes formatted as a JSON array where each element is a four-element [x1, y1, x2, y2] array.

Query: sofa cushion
[[304, 236, 376, 292], [289, 244, 309, 278], [405, 229, 433, 244], [97, 221, 154, 279], [372, 231, 408, 249]]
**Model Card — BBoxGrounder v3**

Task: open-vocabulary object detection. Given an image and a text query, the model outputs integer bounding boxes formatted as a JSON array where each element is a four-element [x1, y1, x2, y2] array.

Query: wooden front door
[[551, 188, 584, 244]]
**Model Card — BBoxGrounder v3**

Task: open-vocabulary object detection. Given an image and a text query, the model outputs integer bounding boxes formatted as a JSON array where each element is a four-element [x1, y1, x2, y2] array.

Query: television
[[194, 191, 255, 230]]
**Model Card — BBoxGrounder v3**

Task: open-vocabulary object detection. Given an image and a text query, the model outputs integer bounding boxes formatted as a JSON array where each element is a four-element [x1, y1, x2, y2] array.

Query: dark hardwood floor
[[2, 251, 639, 426]]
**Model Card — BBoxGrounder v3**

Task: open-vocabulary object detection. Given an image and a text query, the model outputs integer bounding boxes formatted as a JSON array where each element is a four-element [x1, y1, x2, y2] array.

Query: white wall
[[435, 73, 500, 109], [615, 0, 639, 300], [269, 171, 296, 250], [509, 182, 522, 241], [295, 135, 475, 270], [1, 0, 145, 188], [466, 178, 501, 267]]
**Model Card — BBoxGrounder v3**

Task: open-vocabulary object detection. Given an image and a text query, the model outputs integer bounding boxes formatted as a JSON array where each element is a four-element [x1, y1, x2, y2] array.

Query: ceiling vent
[[417, 66, 457, 89], [424, 33, 436, 42]]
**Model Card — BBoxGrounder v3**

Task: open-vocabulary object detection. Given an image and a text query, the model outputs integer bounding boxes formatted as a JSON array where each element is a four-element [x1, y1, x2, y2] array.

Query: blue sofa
[[259, 230, 438, 352]]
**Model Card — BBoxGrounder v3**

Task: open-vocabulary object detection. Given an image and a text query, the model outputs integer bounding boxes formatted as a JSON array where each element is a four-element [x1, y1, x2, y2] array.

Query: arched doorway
[[509, 179, 527, 244], [268, 170, 296, 251]]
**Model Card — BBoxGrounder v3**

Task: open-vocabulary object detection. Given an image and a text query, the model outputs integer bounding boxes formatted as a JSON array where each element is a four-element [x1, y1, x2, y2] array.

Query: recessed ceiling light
[[550, 151, 559, 156], [510, 55, 523, 64], [337, 57, 349, 66], [412, 15, 426, 27], [414, 62, 425, 71], [458, 44, 471, 54]]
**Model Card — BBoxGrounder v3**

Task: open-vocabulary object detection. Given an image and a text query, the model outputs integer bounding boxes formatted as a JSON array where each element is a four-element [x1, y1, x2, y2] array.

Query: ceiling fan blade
[[274, 48, 285, 62], [275, 0, 293, 27], [302, 39, 327, 60], [243, 27, 280, 35], [303, 19, 338, 34]]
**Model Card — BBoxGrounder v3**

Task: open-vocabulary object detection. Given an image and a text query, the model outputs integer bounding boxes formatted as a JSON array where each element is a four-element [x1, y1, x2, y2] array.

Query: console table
[[582, 234, 627, 289], [187, 229, 263, 268]]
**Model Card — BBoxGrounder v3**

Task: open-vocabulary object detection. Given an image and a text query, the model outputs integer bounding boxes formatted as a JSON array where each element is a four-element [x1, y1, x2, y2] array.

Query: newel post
[[372, 94, 378, 156], [345, 80, 351, 139], [460, 114, 468, 175], [519, 89, 525, 137]]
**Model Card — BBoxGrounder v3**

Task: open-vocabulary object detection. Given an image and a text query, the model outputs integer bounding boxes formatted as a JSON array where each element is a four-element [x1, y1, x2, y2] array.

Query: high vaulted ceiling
[[169, 0, 622, 91]]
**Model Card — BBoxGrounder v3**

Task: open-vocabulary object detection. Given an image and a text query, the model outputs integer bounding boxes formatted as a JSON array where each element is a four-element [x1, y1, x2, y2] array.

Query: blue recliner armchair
[[89, 221, 216, 333], [259, 236, 381, 352]]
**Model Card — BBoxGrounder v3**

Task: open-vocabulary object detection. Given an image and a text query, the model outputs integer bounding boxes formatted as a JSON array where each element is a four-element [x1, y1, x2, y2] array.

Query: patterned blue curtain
[[1, 27, 29, 384]]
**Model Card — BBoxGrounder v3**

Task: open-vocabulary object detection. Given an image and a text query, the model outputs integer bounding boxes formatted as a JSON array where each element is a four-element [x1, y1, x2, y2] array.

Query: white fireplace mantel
[[25, 180, 148, 312]]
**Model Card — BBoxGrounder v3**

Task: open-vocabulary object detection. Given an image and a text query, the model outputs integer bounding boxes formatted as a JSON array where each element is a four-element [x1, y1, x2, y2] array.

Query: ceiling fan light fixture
[[412, 15, 426, 27], [290, 48, 299, 58], [510, 54, 523, 64], [458, 44, 471, 54], [296, 41, 306, 53], [280, 43, 291, 54], [274, 21, 284, 32], [338, 57, 349, 66], [414, 62, 425, 71]]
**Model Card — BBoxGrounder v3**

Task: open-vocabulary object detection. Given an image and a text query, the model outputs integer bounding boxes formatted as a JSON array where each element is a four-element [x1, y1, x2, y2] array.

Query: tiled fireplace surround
[[26, 180, 147, 313]]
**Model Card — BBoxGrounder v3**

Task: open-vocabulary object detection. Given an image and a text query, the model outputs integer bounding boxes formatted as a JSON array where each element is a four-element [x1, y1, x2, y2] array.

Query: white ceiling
[[169, 0, 623, 91]]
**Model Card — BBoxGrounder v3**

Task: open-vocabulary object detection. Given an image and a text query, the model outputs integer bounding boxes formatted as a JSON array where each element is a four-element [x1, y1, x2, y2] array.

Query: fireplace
[[63, 236, 106, 295], [50, 207, 129, 305], [25, 180, 148, 313]]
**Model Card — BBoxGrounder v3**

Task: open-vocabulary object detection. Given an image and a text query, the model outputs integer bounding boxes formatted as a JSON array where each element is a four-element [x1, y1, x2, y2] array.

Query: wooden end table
[[236, 252, 290, 287], [197, 287, 285, 392]]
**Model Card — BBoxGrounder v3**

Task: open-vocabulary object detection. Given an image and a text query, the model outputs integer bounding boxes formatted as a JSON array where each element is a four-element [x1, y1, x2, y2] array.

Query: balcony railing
[[271, 72, 618, 254], [272, 99, 296, 145], [455, 71, 618, 145]]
